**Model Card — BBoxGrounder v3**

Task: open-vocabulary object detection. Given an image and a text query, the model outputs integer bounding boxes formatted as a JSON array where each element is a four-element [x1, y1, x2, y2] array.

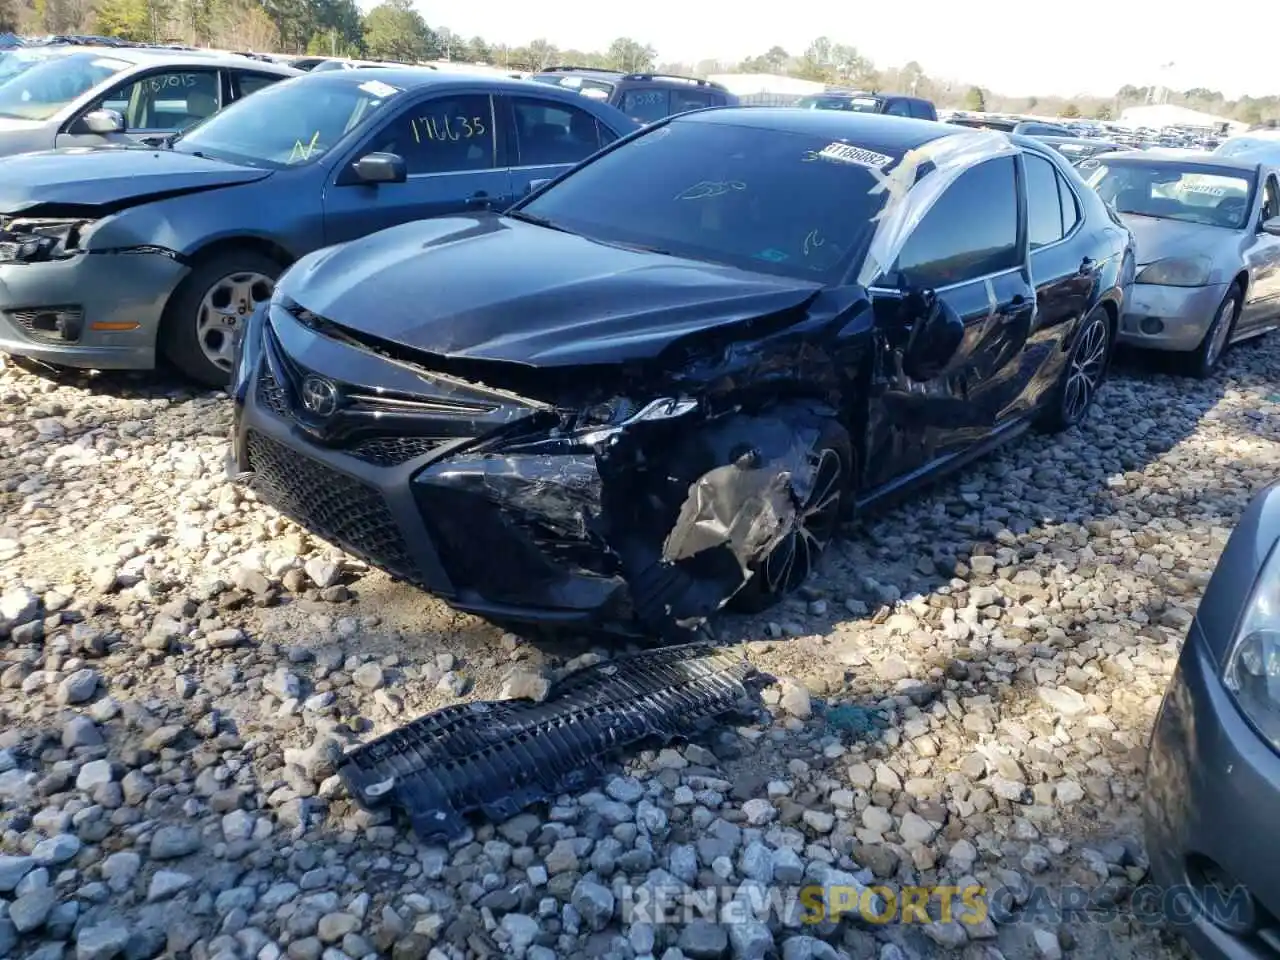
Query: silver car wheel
[[1062, 314, 1108, 423], [1204, 295, 1237, 371], [760, 447, 844, 596], [196, 271, 275, 372]]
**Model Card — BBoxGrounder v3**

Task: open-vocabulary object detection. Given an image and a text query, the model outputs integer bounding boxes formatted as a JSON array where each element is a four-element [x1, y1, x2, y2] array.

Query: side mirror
[[352, 152, 406, 185], [83, 109, 125, 135], [525, 178, 552, 195], [901, 291, 965, 382], [1261, 216, 1280, 237]]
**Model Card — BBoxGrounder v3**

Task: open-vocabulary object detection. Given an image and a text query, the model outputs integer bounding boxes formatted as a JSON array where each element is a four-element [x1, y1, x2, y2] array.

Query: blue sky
[[407, 0, 1277, 100]]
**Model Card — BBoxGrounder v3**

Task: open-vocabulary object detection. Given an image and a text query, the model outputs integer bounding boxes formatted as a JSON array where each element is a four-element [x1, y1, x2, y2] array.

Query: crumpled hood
[[0, 146, 272, 214], [284, 214, 824, 366], [1121, 213, 1242, 274]]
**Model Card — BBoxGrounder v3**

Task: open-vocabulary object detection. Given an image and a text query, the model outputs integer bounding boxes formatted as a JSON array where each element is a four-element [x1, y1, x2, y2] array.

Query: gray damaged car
[[1083, 152, 1280, 377], [0, 46, 298, 157]]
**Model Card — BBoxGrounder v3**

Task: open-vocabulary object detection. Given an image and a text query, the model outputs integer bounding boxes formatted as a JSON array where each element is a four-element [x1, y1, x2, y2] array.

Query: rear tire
[[730, 419, 853, 613], [161, 250, 282, 388], [1185, 286, 1239, 380], [1037, 307, 1110, 434]]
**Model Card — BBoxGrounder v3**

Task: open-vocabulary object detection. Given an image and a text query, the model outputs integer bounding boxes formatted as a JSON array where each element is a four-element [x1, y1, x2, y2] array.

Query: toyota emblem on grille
[[299, 376, 339, 417]]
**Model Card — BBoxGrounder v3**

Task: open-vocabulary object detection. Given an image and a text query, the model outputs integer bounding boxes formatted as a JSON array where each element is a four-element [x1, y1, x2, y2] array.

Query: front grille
[[7, 307, 83, 343], [339, 643, 760, 841], [348, 436, 450, 467], [255, 362, 291, 419], [245, 430, 418, 582]]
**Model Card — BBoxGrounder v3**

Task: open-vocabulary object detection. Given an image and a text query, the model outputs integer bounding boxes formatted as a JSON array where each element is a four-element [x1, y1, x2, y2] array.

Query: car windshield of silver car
[[1086, 161, 1256, 230]]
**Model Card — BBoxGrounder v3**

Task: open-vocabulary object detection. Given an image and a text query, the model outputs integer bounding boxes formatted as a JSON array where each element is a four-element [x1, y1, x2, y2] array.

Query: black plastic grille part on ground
[[338, 643, 759, 841], [244, 429, 419, 582]]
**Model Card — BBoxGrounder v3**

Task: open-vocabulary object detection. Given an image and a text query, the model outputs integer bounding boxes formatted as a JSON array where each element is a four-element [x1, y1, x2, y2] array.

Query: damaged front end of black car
[[228, 270, 871, 641]]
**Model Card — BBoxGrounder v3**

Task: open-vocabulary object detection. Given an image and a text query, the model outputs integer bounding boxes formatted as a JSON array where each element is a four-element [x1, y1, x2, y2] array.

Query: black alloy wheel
[[1038, 308, 1110, 433], [731, 420, 853, 613]]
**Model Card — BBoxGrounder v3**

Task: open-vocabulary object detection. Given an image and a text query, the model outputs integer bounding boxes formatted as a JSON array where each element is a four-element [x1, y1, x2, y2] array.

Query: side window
[[365, 93, 495, 176], [234, 72, 285, 99], [621, 88, 670, 123], [671, 89, 713, 113], [885, 99, 911, 117], [1261, 175, 1280, 222], [95, 70, 221, 131], [1059, 174, 1081, 234], [511, 97, 603, 166], [1025, 153, 1064, 249], [894, 156, 1020, 289]]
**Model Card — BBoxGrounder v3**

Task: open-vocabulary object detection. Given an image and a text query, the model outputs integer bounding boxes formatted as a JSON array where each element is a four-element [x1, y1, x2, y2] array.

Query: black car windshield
[[518, 118, 901, 283], [172, 75, 401, 168], [1086, 160, 1256, 229], [0, 51, 131, 121]]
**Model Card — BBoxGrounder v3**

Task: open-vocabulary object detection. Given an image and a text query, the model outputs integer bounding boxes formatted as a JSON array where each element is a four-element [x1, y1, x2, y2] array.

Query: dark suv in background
[[530, 67, 736, 123], [794, 90, 937, 121]]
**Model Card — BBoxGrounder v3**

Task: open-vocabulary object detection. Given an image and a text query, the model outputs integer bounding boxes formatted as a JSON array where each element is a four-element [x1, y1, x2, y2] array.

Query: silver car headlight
[[1223, 543, 1280, 751], [0, 217, 94, 263], [1135, 255, 1214, 287]]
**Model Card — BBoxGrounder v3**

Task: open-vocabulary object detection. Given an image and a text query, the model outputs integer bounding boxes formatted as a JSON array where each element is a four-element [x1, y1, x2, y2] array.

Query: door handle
[[465, 192, 492, 210], [1078, 257, 1095, 276]]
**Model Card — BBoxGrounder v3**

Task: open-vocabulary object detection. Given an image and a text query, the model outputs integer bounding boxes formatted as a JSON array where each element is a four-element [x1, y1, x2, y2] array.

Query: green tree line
[[2, 2, 1276, 126]]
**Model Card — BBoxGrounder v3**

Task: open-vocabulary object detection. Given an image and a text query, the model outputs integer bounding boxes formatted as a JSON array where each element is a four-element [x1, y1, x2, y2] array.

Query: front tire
[[1037, 307, 1110, 434], [730, 419, 853, 613], [161, 250, 282, 387], [1185, 286, 1239, 380]]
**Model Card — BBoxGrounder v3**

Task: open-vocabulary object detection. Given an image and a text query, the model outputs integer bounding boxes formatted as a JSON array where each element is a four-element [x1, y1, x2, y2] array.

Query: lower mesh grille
[[349, 436, 450, 467], [245, 430, 418, 581], [339, 643, 759, 841]]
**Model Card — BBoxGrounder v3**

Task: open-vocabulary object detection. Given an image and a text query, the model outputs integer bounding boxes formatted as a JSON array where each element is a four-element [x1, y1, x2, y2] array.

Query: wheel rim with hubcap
[[197, 271, 275, 373], [760, 447, 844, 595], [1062, 315, 1108, 424], [1204, 295, 1236, 371]]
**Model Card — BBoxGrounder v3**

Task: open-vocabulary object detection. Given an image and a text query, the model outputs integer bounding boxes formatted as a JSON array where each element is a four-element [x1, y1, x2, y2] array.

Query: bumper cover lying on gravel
[[338, 643, 762, 841]]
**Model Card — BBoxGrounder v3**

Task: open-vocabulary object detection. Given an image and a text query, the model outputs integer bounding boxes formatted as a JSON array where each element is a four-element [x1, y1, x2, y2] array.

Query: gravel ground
[[1, 337, 1276, 960]]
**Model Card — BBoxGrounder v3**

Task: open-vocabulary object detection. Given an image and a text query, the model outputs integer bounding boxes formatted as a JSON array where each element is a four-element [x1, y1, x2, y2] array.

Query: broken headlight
[[501, 397, 700, 455], [0, 218, 94, 264], [1223, 543, 1280, 753]]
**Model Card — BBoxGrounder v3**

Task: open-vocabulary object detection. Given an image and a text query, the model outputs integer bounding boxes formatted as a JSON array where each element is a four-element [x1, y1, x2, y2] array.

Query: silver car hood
[[1120, 213, 1244, 284]]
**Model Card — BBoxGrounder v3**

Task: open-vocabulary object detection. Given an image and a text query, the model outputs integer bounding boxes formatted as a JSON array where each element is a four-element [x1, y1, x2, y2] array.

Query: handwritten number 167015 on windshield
[[411, 115, 487, 143]]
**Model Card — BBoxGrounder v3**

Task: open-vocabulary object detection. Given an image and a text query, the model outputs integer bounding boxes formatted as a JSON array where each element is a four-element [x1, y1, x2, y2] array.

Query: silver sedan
[[1083, 153, 1280, 377]]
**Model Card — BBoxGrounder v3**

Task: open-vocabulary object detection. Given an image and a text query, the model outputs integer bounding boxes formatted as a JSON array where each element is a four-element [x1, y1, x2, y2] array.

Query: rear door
[[57, 66, 223, 148], [500, 94, 616, 200], [618, 86, 671, 124], [866, 155, 1034, 486], [1018, 149, 1096, 416], [321, 90, 511, 245]]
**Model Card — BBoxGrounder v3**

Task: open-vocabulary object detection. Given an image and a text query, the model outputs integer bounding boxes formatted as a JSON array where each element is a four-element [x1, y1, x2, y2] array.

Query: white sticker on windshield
[[810, 142, 894, 169], [358, 80, 399, 98]]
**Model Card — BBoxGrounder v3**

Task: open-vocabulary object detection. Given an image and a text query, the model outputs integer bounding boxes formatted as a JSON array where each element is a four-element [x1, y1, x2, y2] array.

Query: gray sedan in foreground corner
[[0, 46, 298, 157], [1083, 153, 1280, 377], [1144, 480, 1280, 960]]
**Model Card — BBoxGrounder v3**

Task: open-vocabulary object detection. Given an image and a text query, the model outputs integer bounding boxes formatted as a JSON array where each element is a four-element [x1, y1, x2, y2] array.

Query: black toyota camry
[[227, 108, 1135, 639]]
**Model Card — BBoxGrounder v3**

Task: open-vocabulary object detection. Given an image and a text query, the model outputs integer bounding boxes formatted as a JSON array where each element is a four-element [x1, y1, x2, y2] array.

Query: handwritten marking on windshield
[[675, 180, 745, 200], [803, 230, 825, 257], [288, 131, 320, 164]]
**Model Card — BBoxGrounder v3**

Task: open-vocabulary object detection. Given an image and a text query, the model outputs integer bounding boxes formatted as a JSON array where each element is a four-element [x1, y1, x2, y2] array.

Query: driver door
[[864, 155, 1035, 489], [1240, 172, 1280, 332], [57, 68, 223, 149], [321, 90, 512, 246]]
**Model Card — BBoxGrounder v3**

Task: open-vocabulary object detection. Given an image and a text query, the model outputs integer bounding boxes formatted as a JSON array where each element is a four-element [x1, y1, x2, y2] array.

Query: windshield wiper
[[505, 210, 573, 234]]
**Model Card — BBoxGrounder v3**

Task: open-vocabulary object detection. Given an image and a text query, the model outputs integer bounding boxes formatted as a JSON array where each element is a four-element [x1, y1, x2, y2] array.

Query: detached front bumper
[[1118, 281, 1228, 352], [0, 252, 188, 369], [1143, 624, 1280, 960]]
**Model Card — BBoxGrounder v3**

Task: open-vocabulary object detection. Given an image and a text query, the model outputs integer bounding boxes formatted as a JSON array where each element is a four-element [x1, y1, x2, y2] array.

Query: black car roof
[[678, 107, 954, 152]]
